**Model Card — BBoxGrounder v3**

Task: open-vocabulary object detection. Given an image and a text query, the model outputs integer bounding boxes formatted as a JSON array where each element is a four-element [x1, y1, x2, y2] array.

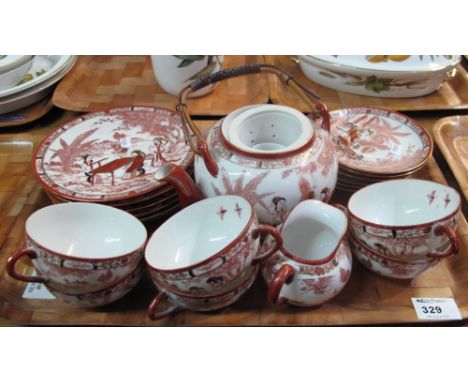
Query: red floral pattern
[[331, 108, 432, 174]]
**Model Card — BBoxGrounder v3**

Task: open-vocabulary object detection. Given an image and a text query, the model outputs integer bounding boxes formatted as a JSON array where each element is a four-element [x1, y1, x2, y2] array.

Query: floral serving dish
[[298, 55, 460, 98]]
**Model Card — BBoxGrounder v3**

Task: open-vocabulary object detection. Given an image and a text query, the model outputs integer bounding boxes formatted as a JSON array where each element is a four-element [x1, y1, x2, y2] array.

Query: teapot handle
[[177, 64, 330, 176]]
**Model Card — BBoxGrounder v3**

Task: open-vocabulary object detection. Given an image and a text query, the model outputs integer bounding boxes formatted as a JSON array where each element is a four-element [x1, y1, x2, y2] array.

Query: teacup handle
[[268, 263, 296, 305], [426, 225, 460, 259], [147, 291, 180, 321], [7, 249, 46, 283], [251, 225, 283, 265]]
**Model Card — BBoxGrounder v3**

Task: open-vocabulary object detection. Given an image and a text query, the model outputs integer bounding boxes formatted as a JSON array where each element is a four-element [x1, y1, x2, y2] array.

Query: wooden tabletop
[[1, 56, 468, 326]]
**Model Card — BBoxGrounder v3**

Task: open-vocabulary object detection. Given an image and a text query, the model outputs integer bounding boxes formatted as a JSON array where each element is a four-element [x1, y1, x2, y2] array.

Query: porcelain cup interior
[[281, 200, 347, 262], [348, 179, 460, 229], [145, 195, 252, 271], [222, 104, 313, 154], [27, 203, 147, 260]]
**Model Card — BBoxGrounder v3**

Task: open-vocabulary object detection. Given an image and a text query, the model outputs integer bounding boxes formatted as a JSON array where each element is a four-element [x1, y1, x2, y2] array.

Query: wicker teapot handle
[[176, 64, 330, 177]]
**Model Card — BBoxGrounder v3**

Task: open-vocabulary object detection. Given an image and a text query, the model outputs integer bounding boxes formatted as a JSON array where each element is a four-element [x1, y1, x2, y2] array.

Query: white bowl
[[298, 55, 461, 98], [0, 55, 34, 74], [0, 56, 34, 90]]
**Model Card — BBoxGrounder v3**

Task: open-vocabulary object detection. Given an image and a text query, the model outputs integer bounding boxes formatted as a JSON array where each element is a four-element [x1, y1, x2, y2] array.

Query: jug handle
[[176, 64, 330, 177], [268, 263, 296, 305]]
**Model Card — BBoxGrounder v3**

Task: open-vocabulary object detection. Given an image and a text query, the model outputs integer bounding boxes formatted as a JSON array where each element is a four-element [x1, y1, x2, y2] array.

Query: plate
[[330, 107, 432, 175], [34, 106, 194, 202]]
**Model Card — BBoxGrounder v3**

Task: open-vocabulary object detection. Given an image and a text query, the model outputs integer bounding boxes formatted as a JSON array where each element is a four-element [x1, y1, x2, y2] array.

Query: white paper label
[[411, 298, 461, 321], [120, 137, 132, 149], [22, 275, 55, 300], [390, 143, 401, 154]]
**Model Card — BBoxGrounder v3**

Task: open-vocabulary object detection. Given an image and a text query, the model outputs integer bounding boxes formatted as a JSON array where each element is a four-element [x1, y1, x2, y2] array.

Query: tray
[[52, 55, 269, 116], [1, 111, 467, 326], [0, 96, 54, 128], [265, 56, 468, 112], [433, 116, 468, 201]]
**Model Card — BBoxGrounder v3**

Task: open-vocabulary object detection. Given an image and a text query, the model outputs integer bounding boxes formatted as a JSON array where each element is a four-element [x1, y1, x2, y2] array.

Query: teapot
[[157, 64, 338, 225]]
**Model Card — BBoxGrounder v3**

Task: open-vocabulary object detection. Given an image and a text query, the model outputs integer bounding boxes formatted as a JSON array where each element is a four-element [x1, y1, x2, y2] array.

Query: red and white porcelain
[[349, 233, 439, 279], [160, 104, 338, 225], [331, 107, 432, 175], [145, 195, 282, 295], [147, 264, 259, 320], [262, 200, 352, 307], [347, 179, 460, 261], [298, 55, 460, 98], [34, 106, 193, 203], [7, 203, 147, 293], [48, 263, 144, 307]]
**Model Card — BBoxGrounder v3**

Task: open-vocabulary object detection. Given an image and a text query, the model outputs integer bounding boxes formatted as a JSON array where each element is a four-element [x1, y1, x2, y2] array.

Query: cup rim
[[347, 179, 461, 231], [145, 195, 255, 273], [25, 203, 147, 262]]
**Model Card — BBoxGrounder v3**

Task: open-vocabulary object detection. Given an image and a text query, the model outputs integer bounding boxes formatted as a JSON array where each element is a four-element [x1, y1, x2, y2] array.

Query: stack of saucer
[[0, 55, 75, 114], [33, 106, 194, 223], [329, 107, 433, 192]]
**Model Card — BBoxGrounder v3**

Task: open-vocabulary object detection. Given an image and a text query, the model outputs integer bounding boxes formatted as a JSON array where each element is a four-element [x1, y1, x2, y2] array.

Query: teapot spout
[[155, 163, 204, 208]]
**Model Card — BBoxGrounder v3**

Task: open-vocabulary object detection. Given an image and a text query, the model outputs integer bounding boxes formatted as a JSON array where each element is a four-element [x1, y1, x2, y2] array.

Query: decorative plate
[[0, 55, 73, 98], [330, 107, 432, 175], [34, 106, 194, 202]]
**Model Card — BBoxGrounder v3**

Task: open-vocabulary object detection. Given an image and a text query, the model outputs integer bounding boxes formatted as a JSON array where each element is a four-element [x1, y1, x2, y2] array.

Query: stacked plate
[[329, 107, 433, 192], [33, 106, 194, 223], [0, 55, 76, 114]]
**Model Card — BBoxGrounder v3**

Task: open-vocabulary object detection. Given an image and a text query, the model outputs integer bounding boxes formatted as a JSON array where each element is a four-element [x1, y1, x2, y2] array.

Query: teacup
[[148, 264, 258, 320], [262, 200, 352, 306], [347, 179, 460, 261], [48, 263, 144, 307], [7, 203, 147, 293], [348, 232, 439, 279], [151, 55, 224, 97], [145, 195, 282, 295]]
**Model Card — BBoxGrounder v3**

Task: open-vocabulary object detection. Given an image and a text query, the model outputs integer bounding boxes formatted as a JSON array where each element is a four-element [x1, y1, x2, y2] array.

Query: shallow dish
[[0, 55, 34, 74], [0, 56, 34, 90], [34, 106, 194, 203], [299, 55, 460, 98], [330, 107, 432, 175]]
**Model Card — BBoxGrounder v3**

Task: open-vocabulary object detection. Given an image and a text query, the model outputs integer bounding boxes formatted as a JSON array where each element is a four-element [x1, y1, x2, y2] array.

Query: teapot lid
[[221, 104, 314, 157]]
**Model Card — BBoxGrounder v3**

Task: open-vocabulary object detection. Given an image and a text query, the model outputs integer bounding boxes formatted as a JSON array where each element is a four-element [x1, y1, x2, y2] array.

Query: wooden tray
[[1, 140, 467, 325], [52, 55, 269, 116], [433, 116, 468, 201], [265, 55, 468, 112], [0, 96, 54, 128]]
